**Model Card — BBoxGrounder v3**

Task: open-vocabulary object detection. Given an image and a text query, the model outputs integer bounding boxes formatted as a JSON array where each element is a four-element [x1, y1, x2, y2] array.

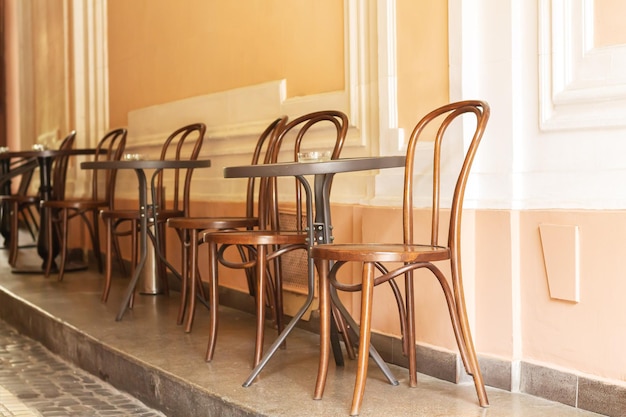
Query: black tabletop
[[81, 159, 211, 170], [224, 156, 405, 178], [0, 148, 97, 159]]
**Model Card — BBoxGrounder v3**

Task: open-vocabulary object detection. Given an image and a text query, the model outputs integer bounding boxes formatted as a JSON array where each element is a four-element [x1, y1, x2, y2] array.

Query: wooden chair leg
[[129, 219, 138, 309], [205, 241, 219, 362], [253, 244, 268, 368], [92, 210, 103, 273], [452, 274, 489, 407], [332, 303, 356, 360], [102, 217, 113, 302], [57, 209, 69, 282], [8, 201, 20, 267], [177, 228, 189, 326], [405, 272, 417, 387], [314, 258, 331, 400], [184, 229, 199, 333], [44, 207, 55, 277], [350, 262, 375, 416]]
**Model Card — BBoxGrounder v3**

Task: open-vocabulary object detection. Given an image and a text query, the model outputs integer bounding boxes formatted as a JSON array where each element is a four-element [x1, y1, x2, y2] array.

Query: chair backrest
[[50, 130, 77, 200], [258, 110, 348, 230], [244, 116, 288, 219], [403, 100, 490, 254], [91, 128, 127, 205], [156, 123, 206, 215]]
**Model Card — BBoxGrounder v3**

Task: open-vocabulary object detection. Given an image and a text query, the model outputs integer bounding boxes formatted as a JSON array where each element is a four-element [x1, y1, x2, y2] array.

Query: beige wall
[[107, 0, 345, 127], [396, 0, 449, 134], [595, 0, 626, 47]]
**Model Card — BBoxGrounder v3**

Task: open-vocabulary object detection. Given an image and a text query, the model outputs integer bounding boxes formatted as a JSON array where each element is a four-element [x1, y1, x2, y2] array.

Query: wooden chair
[[201, 110, 348, 367], [0, 157, 39, 246], [100, 123, 206, 303], [42, 128, 127, 280], [166, 117, 287, 332], [311, 100, 490, 416], [0, 131, 76, 267]]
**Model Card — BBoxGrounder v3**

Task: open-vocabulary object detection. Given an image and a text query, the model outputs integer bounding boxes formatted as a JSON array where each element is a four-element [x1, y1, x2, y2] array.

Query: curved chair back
[[258, 110, 348, 230], [156, 123, 206, 216], [403, 100, 490, 253], [244, 117, 287, 219], [92, 128, 127, 206], [50, 130, 77, 201]]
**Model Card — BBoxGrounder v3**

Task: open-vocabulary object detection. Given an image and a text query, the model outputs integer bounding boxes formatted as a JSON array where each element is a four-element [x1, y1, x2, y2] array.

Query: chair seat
[[203, 229, 308, 246], [101, 208, 184, 221], [312, 243, 450, 263], [0, 195, 38, 204], [167, 216, 258, 231], [42, 199, 108, 210]]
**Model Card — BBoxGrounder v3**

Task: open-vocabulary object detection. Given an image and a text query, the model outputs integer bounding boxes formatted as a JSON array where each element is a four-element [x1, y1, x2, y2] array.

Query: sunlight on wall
[[107, 0, 344, 127]]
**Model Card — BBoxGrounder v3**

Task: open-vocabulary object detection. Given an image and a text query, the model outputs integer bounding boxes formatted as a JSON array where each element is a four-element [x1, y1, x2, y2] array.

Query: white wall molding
[[71, 0, 109, 146], [539, 0, 626, 130]]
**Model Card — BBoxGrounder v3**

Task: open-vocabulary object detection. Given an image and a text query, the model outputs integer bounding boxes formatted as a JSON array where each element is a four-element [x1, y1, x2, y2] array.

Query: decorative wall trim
[[539, 0, 626, 130], [71, 0, 109, 146]]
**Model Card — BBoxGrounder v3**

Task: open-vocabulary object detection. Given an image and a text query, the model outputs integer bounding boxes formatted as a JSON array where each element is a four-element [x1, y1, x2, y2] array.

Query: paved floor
[[0, 319, 165, 417], [0, 246, 612, 416]]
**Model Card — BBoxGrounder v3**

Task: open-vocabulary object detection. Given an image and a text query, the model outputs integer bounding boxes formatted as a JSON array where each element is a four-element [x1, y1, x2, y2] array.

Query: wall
[[5, 0, 69, 149], [107, 0, 344, 127]]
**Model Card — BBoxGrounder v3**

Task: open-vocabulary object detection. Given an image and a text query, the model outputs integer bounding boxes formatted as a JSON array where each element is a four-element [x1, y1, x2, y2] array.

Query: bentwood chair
[[311, 101, 490, 416], [0, 131, 76, 267], [202, 110, 348, 367], [100, 123, 206, 303], [166, 117, 287, 332], [42, 128, 127, 280], [0, 157, 39, 246]]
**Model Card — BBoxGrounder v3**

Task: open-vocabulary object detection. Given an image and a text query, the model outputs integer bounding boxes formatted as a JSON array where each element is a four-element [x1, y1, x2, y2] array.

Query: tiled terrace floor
[[0, 247, 606, 417]]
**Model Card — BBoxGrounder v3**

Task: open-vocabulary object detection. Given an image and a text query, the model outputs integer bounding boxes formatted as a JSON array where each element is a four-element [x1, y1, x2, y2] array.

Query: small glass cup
[[297, 150, 332, 163], [123, 153, 144, 161]]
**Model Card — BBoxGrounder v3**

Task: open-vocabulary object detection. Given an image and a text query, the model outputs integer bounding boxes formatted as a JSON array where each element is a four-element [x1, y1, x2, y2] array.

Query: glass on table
[[297, 150, 331, 163], [123, 153, 146, 161]]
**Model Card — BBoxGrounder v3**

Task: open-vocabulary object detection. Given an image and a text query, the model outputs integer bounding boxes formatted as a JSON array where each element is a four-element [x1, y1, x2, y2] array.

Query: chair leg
[[428, 263, 489, 407], [112, 232, 127, 276], [91, 210, 103, 273], [184, 229, 199, 333], [205, 241, 219, 362], [8, 202, 20, 267], [405, 271, 417, 387], [177, 229, 189, 326], [129, 219, 138, 309], [350, 262, 376, 417], [253, 244, 268, 367], [44, 207, 55, 277], [157, 223, 169, 296], [102, 217, 113, 302], [452, 275, 489, 407], [24, 206, 39, 239], [314, 258, 332, 400], [332, 303, 356, 360], [57, 209, 69, 282]]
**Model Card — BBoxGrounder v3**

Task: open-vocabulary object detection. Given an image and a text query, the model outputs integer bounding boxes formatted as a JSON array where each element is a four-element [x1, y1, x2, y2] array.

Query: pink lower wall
[[97, 198, 625, 385]]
